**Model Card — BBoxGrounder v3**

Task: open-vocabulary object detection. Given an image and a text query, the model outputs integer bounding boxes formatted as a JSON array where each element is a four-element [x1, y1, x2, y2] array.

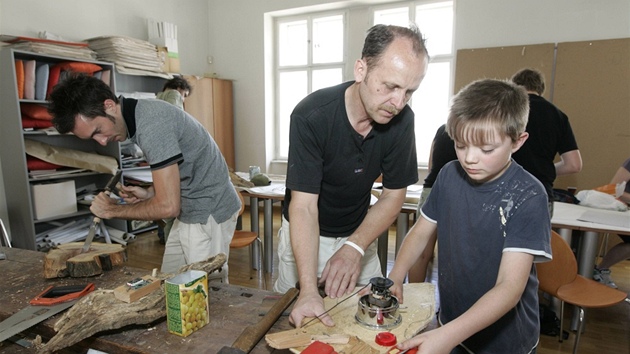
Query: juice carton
[[165, 270, 209, 337]]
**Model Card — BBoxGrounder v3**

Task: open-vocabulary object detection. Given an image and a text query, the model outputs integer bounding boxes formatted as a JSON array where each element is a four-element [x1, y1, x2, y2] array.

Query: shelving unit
[[0, 48, 121, 250]]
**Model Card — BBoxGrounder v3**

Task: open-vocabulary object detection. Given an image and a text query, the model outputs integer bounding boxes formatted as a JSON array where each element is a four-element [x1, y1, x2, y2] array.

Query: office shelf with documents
[[0, 48, 123, 250]]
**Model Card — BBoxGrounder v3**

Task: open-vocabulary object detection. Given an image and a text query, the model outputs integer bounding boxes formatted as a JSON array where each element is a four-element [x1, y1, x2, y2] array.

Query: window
[[374, 1, 454, 165], [275, 13, 345, 159], [272, 1, 454, 166]]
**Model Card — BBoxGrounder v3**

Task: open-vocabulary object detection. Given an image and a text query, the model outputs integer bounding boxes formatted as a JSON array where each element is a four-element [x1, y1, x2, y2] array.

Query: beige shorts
[[273, 216, 383, 293], [161, 211, 238, 281]]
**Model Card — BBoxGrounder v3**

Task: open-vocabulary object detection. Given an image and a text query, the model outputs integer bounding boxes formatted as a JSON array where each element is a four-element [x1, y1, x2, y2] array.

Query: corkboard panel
[[454, 43, 555, 98], [552, 38, 630, 190]]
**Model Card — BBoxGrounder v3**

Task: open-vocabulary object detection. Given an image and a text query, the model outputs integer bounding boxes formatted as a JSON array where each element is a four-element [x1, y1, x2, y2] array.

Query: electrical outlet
[[207, 56, 213, 64]]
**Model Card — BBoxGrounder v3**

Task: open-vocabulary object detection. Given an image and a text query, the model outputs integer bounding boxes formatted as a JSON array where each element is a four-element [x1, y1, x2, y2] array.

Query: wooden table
[[0, 248, 293, 353]]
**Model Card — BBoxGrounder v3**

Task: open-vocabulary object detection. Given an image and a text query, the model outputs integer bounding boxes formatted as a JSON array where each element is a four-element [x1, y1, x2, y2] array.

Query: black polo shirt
[[283, 81, 418, 237]]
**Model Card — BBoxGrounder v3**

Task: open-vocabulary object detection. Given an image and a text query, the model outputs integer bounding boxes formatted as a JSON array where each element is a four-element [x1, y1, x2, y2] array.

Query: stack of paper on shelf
[[0, 34, 97, 60], [86, 35, 171, 79], [147, 19, 180, 73]]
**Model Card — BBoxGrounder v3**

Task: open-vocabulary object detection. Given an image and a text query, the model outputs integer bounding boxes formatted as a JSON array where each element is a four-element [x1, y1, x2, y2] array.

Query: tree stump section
[[44, 242, 127, 278]]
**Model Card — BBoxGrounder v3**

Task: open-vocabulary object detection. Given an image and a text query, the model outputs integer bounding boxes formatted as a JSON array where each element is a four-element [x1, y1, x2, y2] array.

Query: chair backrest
[[236, 189, 246, 217], [536, 230, 578, 296]]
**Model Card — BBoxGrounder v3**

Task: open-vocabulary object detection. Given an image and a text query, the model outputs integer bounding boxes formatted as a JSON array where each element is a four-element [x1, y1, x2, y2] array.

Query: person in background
[[274, 24, 429, 328], [155, 76, 193, 244], [593, 157, 630, 288], [408, 124, 456, 283], [511, 68, 582, 216], [156, 76, 191, 110], [389, 79, 551, 354], [48, 75, 240, 279]]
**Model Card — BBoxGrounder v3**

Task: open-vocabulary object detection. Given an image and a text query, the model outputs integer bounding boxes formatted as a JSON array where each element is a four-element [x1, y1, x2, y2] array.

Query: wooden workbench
[[0, 247, 293, 353]]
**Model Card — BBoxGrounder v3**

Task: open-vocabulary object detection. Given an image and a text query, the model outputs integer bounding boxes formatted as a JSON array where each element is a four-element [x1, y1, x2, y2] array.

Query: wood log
[[43, 242, 127, 278], [229, 170, 254, 188], [36, 253, 227, 354]]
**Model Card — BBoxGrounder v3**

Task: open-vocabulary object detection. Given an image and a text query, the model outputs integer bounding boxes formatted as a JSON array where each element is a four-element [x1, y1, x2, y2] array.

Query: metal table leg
[[263, 198, 274, 273], [249, 196, 261, 270]]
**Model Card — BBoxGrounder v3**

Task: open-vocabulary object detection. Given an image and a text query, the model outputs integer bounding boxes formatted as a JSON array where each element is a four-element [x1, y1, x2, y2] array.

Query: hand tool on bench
[[218, 287, 299, 354], [81, 170, 122, 253], [0, 283, 95, 342]]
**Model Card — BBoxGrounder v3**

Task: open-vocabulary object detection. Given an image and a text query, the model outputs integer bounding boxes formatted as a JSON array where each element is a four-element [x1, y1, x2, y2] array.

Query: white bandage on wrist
[[343, 240, 365, 257]]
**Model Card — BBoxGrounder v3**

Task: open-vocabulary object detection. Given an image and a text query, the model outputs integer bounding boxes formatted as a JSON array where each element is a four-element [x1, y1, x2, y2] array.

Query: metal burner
[[355, 277, 401, 330]]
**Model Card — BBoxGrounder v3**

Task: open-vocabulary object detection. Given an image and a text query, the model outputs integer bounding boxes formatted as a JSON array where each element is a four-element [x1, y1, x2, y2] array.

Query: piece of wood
[[288, 283, 435, 354], [339, 336, 379, 354], [43, 242, 126, 278], [36, 253, 227, 354], [113, 275, 161, 303], [266, 330, 349, 349]]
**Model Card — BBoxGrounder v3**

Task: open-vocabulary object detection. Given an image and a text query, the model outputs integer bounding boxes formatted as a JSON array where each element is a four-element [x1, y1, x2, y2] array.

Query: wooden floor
[[126, 206, 630, 354]]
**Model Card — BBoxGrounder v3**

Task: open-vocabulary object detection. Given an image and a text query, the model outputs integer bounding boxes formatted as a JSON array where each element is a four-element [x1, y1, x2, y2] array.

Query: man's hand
[[90, 192, 119, 219], [117, 184, 153, 204], [320, 244, 362, 299], [289, 290, 335, 328]]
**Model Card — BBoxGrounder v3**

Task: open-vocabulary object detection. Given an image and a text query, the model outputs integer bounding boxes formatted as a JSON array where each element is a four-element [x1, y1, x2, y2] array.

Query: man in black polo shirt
[[273, 24, 429, 328]]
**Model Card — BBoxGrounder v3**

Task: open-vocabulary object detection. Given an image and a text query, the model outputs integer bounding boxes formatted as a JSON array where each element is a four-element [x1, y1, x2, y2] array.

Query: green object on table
[[250, 174, 271, 186]]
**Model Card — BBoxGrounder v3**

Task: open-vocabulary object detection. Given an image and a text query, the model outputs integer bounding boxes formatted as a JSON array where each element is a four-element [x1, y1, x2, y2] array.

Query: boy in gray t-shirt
[[389, 79, 552, 354]]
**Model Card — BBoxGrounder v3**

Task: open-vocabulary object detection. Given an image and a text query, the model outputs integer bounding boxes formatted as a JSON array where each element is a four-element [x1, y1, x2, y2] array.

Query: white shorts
[[273, 216, 383, 293], [161, 211, 238, 282]]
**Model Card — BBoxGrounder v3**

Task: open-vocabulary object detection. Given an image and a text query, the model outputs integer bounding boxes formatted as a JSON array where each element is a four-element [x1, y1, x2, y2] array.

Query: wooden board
[[286, 283, 435, 353], [455, 43, 555, 98], [552, 38, 630, 190]]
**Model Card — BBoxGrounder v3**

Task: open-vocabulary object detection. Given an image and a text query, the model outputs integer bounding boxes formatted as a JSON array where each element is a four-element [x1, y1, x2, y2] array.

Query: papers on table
[[578, 209, 630, 229], [246, 184, 286, 197]]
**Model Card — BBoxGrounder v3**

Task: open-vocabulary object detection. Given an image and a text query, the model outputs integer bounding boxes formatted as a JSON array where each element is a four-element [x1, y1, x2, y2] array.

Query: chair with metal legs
[[230, 190, 264, 283], [536, 230, 628, 354]]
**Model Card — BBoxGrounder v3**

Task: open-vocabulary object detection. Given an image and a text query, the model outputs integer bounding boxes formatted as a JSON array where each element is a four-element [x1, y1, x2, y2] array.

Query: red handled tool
[[0, 283, 95, 342]]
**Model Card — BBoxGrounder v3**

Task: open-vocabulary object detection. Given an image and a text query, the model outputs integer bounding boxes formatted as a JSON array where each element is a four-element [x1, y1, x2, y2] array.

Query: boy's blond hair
[[446, 79, 529, 145]]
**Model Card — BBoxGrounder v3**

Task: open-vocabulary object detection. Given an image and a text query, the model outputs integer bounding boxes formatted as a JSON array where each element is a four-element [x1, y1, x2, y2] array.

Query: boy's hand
[[397, 327, 455, 354], [390, 281, 404, 304]]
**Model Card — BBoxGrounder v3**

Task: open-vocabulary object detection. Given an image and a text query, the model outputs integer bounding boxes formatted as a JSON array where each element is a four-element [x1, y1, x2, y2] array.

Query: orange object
[[302, 340, 337, 354], [594, 183, 616, 195], [30, 283, 95, 306]]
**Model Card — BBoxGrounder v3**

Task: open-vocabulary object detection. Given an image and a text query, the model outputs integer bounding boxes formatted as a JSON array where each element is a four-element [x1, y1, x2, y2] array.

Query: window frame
[[271, 1, 454, 166], [273, 11, 347, 160], [370, 0, 455, 167]]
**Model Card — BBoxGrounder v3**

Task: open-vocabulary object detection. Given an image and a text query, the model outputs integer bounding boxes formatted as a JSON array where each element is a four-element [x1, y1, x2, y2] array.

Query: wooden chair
[[230, 190, 263, 272], [536, 230, 628, 354]]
